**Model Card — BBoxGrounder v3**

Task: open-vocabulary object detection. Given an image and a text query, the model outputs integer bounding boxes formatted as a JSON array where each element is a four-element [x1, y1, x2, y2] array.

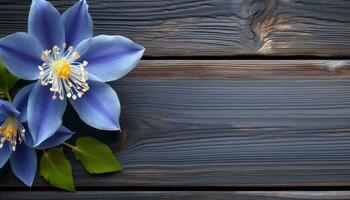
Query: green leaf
[[40, 147, 75, 192], [72, 137, 123, 174], [0, 60, 19, 96]]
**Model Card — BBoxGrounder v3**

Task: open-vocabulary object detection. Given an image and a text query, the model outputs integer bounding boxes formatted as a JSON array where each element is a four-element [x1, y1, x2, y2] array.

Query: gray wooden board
[[0, 0, 350, 56], [0, 60, 350, 188]]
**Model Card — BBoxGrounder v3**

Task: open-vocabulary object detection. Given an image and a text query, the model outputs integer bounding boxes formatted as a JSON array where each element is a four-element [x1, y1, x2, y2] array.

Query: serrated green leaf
[[40, 147, 75, 192], [72, 137, 123, 174], [0, 60, 19, 95]]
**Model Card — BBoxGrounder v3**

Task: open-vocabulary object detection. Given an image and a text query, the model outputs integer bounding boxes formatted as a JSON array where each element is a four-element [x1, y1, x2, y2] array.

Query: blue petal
[[28, 82, 67, 146], [76, 35, 145, 82], [70, 76, 121, 130], [28, 0, 65, 49], [62, 0, 93, 47], [36, 126, 74, 150], [0, 99, 20, 120], [0, 32, 43, 80], [13, 83, 36, 123], [10, 142, 37, 187], [0, 141, 12, 168]]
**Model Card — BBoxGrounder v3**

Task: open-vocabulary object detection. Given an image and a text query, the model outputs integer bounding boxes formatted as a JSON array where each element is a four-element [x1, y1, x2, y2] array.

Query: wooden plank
[[129, 60, 350, 79], [0, 0, 350, 57], [1, 60, 350, 188], [1, 191, 350, 200]]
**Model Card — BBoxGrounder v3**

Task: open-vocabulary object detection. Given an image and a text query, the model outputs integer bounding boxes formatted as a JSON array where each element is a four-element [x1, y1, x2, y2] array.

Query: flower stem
[[4, 89, 12, 102], [64, 142, 76, 149]]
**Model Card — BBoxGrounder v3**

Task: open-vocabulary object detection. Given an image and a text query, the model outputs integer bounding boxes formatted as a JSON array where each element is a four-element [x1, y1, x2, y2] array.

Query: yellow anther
[[72, 52, 80, 59]]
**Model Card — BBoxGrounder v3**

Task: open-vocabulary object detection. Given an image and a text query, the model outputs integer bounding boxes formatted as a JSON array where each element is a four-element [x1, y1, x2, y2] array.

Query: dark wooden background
[[1, 0, 350, 199]]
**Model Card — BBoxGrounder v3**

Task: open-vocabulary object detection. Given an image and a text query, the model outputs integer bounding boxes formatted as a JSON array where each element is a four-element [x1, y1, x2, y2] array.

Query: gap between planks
[[1, 191, 350, 200]]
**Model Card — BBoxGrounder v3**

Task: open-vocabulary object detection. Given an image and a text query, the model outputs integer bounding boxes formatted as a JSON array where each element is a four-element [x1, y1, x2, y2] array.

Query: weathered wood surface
[[2, 191, 350, 200], [129, 60, 350, 78], [1, 60, 350, 188], [1, 0, 350, 197], [0, 0, 350, 56]]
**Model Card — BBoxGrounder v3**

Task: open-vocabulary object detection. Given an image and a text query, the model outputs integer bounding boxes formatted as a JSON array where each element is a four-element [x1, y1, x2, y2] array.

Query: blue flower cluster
[[0, 0, 144, 186]]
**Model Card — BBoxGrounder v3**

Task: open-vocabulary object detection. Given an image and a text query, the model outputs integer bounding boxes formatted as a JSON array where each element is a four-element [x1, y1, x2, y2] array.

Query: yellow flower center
[[0, 117, 17, 137], [52, 59, 71, 80], [0, 117, 25, 151], [39, 44, 89, 101]]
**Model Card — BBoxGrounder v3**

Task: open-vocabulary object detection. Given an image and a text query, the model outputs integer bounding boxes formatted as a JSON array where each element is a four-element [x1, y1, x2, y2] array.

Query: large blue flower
[[0, 0, 144, 146], [0, 85, 74, 187]]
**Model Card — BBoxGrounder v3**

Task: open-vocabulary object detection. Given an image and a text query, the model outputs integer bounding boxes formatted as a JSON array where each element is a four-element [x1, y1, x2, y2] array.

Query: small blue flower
[[0, 0, 144, 146], [0, 85, 74, 187]]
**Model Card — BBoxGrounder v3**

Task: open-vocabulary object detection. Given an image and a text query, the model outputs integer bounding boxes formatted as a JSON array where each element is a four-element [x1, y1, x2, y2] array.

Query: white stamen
[[38, 44, 89, 101]]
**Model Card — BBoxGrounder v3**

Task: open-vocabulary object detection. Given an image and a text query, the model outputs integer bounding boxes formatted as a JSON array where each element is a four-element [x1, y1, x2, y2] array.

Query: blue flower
[[0, 85, 74, 187], [0, 0, 144, 146]]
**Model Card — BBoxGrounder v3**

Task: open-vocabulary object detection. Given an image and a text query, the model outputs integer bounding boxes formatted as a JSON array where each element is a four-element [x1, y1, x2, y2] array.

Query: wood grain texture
[[129, 60, 350, 79], [1, 60, 350, 188], [0, 0, 350, 56], [1, 191, 350, 200]]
